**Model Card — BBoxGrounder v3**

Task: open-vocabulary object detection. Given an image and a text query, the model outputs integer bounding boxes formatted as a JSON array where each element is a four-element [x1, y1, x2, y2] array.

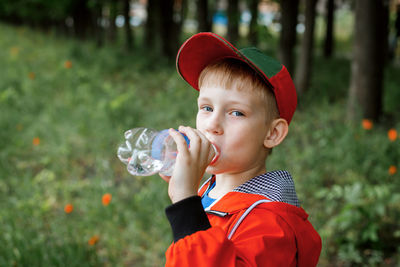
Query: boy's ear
[[264, 118, 289, 149]]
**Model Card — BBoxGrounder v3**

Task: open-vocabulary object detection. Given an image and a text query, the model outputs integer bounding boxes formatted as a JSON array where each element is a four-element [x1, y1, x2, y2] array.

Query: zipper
[[205, 210, 229, 217]]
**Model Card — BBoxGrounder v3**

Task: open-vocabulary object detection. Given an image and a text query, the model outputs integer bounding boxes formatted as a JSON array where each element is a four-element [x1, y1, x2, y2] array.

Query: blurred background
[[0, 0, 400, 266]]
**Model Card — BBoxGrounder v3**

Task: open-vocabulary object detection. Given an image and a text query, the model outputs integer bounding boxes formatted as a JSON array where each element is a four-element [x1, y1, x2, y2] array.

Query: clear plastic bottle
[[117, 128, 217, 177]]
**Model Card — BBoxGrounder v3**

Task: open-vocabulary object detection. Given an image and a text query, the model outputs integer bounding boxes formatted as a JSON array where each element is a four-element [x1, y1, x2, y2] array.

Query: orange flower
[[389, 166, 397, 175], [388, 129, 397, 142], [362, 119, 373, 130], [64, 60, 72, 69], [28, 72, 35, 80], [88, 235, 99, 246], [102, 193, 112, 206], [32, 137, 40, 146], [64, 204, 73, 213], [10, 47, 19, 56]]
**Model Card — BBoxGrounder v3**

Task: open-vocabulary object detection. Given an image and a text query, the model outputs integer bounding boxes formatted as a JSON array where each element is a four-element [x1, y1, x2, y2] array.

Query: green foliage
[[0, 23, 191, 266], [1, 23, 400, 266], [268, 110, 400, 266], [0, 0, 72, 24]]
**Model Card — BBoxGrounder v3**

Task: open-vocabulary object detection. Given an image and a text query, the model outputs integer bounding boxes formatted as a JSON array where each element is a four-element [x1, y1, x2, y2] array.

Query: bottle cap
[[151, 129, 190, 160]]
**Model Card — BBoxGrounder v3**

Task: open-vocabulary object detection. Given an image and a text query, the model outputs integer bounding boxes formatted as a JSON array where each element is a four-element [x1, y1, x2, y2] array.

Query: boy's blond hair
[[198, 58, 280, 125]]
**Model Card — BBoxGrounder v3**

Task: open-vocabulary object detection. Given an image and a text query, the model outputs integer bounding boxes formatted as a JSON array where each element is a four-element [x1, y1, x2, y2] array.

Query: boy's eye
[[231, 111, 244, 117], [201, 106, 213, 112]]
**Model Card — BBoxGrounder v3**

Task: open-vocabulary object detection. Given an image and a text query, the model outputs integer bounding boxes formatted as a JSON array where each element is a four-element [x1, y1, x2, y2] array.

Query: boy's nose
[[206, 114, 224, 135]]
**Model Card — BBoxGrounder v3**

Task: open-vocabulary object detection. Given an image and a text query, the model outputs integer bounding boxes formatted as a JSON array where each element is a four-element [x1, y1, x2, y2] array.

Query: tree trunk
[[295, 0, 318, 96], [144, 0, 159, 50], [347, 0, 389, 122], [123, 0, 133, 50], [227, 0, 239, 44], [175, 0, 188, 40], [323, 0, 335, 58], [160, 0, 177, 59], [108, 0, 118, 43], [249, 0, 259, 46], [279, 0, 299, 75], [95, 0, 104, 47], [72, 0, 92, 39], [197, 0, 211, 32], [382, 1, 390, 63]]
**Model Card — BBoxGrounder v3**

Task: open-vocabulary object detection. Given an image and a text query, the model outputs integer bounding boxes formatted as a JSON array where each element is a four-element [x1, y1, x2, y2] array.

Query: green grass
[[0, 23, 190, 266], [1, 23, 400, 266]]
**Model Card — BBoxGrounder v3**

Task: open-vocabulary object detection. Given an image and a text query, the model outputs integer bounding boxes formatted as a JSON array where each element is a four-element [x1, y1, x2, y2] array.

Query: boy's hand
[[160, 126, 215, 203]]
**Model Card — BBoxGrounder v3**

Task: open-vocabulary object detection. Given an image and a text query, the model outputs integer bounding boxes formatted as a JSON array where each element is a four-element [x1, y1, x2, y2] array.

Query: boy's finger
[[194, 128, 217, 163], [168, 128, 189, 156], [179, 126, 201, 152], [194, 129, 211, 147], [184, 127, 215, 164]]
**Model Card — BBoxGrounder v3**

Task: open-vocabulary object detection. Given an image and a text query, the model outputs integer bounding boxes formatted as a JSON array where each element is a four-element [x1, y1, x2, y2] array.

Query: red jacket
[[165, 171, 321, 267]]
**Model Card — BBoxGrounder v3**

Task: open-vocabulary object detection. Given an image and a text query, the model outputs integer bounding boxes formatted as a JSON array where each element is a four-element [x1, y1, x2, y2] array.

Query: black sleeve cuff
[[165, 196, 211, 242]]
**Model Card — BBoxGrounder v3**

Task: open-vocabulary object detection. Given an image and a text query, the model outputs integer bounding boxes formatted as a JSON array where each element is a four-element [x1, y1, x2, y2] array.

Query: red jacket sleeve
[[165, 204, 297, 267]]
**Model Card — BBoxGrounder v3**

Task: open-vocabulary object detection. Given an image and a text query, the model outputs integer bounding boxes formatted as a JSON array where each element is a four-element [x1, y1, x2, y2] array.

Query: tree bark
[[197, 0, 211, 32], [108, 0, 118, 43], [123, 0, 133, 50], [144, 0, 159, 50], [72, 0, 92, 39], [347, 0, 389, 122], [323, 0, 335, 58], [160, 0, 178, 59], [295, 0, 318, 96], [279, 0, 299, 75], [249, 0, 259, 46], [227, 0, 239, 44], [175, 0, 188, 40], [95, 0, 104, 47]]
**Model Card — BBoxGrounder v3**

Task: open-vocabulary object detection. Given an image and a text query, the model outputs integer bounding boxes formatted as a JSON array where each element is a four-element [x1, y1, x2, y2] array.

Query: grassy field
[[1, 23, 400, 266]]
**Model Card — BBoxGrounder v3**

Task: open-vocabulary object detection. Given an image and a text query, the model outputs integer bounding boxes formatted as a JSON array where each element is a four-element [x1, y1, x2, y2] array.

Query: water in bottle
[[117, 128, 191, 176]]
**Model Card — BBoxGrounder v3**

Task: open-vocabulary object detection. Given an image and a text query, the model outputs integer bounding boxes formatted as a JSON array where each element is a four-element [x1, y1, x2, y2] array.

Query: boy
[[160, 32, 321, 266]]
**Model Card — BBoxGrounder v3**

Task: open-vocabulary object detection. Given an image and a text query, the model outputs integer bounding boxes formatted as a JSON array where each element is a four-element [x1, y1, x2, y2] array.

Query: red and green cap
[[176, 32, 297, 124]]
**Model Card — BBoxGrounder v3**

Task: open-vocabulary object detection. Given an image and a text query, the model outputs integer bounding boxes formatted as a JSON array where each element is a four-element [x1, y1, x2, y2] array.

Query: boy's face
[[196, 84, 270, 175]]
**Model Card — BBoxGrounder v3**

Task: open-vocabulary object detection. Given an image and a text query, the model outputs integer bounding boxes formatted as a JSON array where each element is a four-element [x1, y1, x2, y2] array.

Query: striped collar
[[200, 170, 300, 213], [233, 170, 300, 207]]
